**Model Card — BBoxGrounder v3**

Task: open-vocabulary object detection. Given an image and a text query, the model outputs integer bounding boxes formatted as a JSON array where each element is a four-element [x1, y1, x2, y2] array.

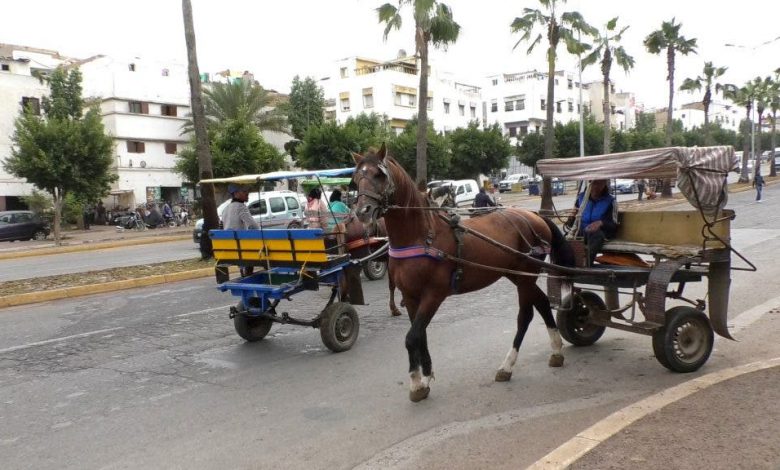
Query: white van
[[440, 179, 479, 207]]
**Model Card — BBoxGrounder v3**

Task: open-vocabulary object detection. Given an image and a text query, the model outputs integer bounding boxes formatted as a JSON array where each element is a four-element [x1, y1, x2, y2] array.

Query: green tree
[[581, 17, 634, 153], [448, 123, 512, 181], [767, 70, 780, 177], [286, 75, 325, 141], [387, 120, 450, 180], [554, 115, 604, 157], [377, 0, 460, 187], [297, 121, 361, 169], [516, 132, 547, 168], [175, 117, 284, 183], [182, 79, 287, 134], [343, 112, 392, 151], [723, 81, 759, 182], [643, 18, 698, 147], [680, 61, 728, 144], [5, 67, 114, 245], [511, 0, 593, 212]]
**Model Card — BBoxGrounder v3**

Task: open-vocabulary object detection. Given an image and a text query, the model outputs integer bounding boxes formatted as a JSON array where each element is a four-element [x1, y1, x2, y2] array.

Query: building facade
[[320, 54, 481, 134]]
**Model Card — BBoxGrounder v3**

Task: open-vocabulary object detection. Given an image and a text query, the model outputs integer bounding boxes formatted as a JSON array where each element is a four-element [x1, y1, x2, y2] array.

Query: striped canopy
[[537, 146, 738, 213]]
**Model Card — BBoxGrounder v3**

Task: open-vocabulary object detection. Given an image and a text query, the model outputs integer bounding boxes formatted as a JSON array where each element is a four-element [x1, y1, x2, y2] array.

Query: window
[[340, 67, 348, 78], [128, 63, 136, 72], [269, 197, 286, 213], [161, 104, 177, 117], [0, 214, 11, 223], [470, 106, 476, 118], [129, 101, 149, 114], [340, 98, 350, 112], [22, 97, 40, 115], [394, 92, 415, 107], [540, 99, 546, 111], [516, 98, 525, 111], [554, 79, 559, 85], [285, 196, 300, 210], [611, 105, 616, 115], [161, 68, 169, 76], [1, 64, 9, 71], [504, 101, 514, 112], [427, 97, 433, 111], [458, 104, 465, 116], [15, 212, 33, 223], [568, 101, 574, 112], [509, 126, 517, 137], [363, 93, 374, 108], [568, 79, 573, 89], [248, 200, 267, 216], [164, 142, 177, 154], [444, 102, 450, 114], [491, 100, 498, 112], [492, 78, 498, 86], [556, 101, 562, 113], [520, 125, 528, 136], [577, 104, 581, 113], [127, 141, 145, 153]]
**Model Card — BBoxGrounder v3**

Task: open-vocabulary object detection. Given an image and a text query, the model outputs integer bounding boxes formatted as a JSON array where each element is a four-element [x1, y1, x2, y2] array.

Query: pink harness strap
[[389, 245, 446, 261]]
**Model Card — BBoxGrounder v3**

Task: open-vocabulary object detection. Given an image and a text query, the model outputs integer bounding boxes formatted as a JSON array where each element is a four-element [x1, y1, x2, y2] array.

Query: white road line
[[174, 305, 233, 318], [0, 327, 125, 354], [729, 294, 780, 335]]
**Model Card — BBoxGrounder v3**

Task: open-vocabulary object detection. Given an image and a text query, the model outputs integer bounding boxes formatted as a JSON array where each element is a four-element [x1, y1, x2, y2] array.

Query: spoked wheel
[[362, 260, 387, 280], [319, 302, 359, 352], [233, 300, 273, 342], [32, 230, 47, 241], [556, 291, 607, 346], [652, 306, 714, 373]]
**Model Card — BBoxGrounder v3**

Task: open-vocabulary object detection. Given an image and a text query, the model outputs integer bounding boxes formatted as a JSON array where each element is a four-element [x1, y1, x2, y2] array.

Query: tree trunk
[[739, 109, 751, 183], [703, 88, 712, 145], [53, 188, 62, 246], [415, 35, 430, 190], [770, 110, 777, 177], [756, 109, 764, 176], [661, 46, 675, 197], [182, 0, 217, 259], [539, 46, 556, 215]]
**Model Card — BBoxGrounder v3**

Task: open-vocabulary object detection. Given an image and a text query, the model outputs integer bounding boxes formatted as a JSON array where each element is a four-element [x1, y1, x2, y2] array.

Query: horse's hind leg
[[388, 276, 402, 317], [531, 283, 564, 368]]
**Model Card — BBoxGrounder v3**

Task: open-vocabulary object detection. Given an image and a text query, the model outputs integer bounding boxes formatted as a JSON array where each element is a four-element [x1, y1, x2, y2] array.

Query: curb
[[0, 234, 191, 261], [527, 356, 780, 469], [0, 267, 222, 309]]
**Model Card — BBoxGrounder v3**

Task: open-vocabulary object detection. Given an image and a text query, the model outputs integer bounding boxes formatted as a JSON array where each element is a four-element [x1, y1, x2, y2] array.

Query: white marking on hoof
[[547, 327, 563, 357], [410, 368, 424, 392]]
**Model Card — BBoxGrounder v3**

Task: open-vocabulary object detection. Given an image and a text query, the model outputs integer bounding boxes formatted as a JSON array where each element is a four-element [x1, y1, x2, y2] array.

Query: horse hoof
[[409, 387, 430, 402], [495, 370, 512, 382], [391, 309, 402, 317], [548, 354, 564, 368]]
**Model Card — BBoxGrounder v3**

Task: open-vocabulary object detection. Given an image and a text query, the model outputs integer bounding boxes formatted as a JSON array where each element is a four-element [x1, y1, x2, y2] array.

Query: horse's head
[[352, 144, 395, 225]]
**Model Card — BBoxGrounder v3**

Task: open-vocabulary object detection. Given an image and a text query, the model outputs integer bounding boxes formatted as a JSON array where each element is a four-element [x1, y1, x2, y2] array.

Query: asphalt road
[[0, 188, 778, 469]]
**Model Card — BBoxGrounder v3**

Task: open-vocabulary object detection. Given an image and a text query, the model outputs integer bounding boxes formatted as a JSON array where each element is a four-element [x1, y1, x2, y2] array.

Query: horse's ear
[[377, 143, 387, 161], [352, 152, 364, 165]]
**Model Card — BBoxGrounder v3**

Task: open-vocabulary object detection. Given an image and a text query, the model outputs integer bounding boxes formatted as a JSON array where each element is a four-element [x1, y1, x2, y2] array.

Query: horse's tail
[[541, 216, 576, 267]]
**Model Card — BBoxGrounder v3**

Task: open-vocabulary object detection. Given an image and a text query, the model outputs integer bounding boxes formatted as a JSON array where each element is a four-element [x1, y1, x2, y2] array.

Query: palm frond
[[429, 4, 460, 48], [606, 17, 618, 31], [680, 77, 701, 92], [613, 46, 635, 71], [581, 49, 600, 69]]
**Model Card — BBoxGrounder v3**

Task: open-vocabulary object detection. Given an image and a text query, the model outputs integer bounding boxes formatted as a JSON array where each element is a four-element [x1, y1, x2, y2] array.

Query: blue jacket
[[576, 192, 617, 237]]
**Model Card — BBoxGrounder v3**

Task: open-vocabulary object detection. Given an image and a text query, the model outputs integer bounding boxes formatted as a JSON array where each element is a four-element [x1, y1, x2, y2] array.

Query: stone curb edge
[[527, 356, 780, 469], [0, 234, 191, 261], [0, 267, 222, 309]]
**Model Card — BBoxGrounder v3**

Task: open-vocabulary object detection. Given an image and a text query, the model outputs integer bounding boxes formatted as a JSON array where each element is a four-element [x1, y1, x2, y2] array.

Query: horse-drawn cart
[[200, 168, 387, 352], [537, 146, 755, 372]]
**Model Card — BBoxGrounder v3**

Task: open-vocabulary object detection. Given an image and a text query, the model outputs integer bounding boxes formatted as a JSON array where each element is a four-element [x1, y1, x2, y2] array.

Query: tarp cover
[[537, 146, 738, 212]]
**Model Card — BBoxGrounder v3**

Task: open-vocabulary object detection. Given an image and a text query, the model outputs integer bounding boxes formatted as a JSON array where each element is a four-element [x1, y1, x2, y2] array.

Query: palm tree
[[722, 81, 759, 182], [377, 1, 460, 188], [752, 76, 772, 174], [643, 18, 697, 197], [182, 0, 217, 259], [182, 80, 287, 135], [581, 17, 634, 153], [679, 61, 727, 145], [510, 0, 594, 213], [767, 71, 780, 177]]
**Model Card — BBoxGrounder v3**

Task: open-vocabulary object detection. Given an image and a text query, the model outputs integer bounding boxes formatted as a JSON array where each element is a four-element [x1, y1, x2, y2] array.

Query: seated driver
[[566, 179, 617, 266]]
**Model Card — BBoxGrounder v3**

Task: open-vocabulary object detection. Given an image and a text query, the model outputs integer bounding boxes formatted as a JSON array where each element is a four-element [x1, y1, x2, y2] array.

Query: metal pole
[[751, 98, 756, 177], [578, 31, 585, 157]]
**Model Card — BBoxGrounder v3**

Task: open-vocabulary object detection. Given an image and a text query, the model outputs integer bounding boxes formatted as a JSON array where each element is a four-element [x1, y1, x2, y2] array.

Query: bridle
[[354, 161, 396, 217]]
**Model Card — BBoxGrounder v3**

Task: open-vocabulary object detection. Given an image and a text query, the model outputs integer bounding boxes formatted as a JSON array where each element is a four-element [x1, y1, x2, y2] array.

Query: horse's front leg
[[404, 296, 441, 402], [496, 301, 533, 382]]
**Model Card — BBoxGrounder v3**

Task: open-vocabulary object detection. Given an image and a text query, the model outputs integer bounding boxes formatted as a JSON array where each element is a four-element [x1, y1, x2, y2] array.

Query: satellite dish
[[397, 49, 407, 58], [140, 160, 147, 168]]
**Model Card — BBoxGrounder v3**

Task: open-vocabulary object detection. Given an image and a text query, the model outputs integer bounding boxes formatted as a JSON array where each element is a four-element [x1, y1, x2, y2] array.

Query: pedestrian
[[95, 201, 106, 225], [222, 184, 259, 277], [328, 189, 350, 226], [83, 204, 91, 230], [635, 179, 646, 201], [305, 188, 327, 230], [488, 184, 500, 206], [753, 170, 765, 202], [473, 186, 496, 208]]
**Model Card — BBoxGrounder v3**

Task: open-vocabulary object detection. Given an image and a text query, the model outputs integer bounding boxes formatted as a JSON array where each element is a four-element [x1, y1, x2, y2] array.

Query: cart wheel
[[233, 301, 273, 342], [556, 291, 607, 346], [362, 260, 387, 280], [652, 306, 713, 373], [320, 302, 359, 352]]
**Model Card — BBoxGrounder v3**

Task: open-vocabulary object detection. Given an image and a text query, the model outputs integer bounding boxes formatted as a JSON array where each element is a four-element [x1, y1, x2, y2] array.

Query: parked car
[[0, 210, 50, 241], [612, 179, 637, 194], [193, 190, 304, 244], [498, 173, 531, 192]]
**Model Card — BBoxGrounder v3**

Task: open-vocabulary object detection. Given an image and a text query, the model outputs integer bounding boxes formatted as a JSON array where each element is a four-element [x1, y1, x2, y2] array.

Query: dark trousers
[[584, 230, 607, 266]]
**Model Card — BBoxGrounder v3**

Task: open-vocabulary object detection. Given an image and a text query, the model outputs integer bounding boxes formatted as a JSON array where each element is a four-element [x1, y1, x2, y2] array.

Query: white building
[[584, 80, 637, 132], [78, 55, 191, 209], [0, 44, 71, 210], [320, 54, 481, 134], [673, 100, 741, 133]]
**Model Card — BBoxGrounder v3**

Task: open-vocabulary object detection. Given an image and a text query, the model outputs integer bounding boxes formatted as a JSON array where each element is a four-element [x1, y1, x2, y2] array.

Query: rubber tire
[[287, 221, 302, 229], [652, 306, 714, 373], [362, 260, 387, 280], [319, 302, 359, 352], [556, 291, 607, 346], [32, 230, 47, 241], [233, 301, 273, 342]]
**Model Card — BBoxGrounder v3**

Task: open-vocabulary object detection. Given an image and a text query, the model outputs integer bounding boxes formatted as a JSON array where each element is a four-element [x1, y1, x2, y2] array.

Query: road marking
[[0, 327, 124, 354], [174, 305, 233, 318], [729, 294, 780, 335]]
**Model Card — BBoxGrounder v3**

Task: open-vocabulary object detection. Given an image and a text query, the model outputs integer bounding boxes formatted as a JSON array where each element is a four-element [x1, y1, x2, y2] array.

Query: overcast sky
[[4, 0, 780, 109]]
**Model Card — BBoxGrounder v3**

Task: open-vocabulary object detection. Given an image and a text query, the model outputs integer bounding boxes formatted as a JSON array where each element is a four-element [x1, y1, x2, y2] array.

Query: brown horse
[[352, 146, 575, 402]]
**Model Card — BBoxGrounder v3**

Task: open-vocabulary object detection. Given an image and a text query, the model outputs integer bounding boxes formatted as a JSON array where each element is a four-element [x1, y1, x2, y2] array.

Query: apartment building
[[78, 55, 191, 209], [0, 44, 70, 210], [320, 54, 481, 134], [585, 80, 636, 131]]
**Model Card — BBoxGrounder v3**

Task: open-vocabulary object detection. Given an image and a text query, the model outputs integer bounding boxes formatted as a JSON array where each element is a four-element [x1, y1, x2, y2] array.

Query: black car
[[0, 210, 50, 241]]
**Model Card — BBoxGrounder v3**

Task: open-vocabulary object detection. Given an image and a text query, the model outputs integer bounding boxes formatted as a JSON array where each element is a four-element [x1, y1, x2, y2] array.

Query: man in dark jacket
[[473, 186, 496, 208]]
